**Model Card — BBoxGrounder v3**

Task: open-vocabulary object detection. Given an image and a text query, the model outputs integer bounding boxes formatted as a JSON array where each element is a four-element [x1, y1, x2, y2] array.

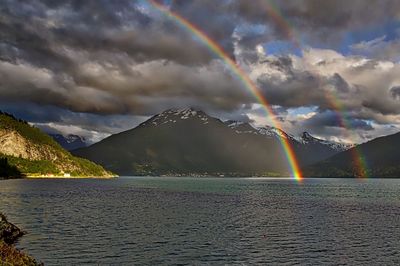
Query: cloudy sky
[[1, 0, 400, 144]]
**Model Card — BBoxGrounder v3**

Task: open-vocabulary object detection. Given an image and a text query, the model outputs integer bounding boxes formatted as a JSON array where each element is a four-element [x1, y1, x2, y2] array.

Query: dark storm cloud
[[0, 102, 148, 141], [232, 0, 400, 44], [0, 0, 214, 68], [169, 0, 237, 55], [301, 110, 374, 131], [329, 73, 350, 93], [287, 109, 376, 143], [390, 86, 400, 99], [0, 59, 251, 116], [0, 0, 400, 143], [0, 0, 253, 117], [260, 56, 294, 73], [254, 57, 350, 109], [209, 108, 254, 124]]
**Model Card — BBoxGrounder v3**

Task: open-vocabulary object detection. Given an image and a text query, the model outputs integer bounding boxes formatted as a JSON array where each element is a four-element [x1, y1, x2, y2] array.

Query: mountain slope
[[305, 132, 400, 177], [73, 108, 351, 176], [296, 132, 352, 166], [225, 121, 350, 166], [74, 109, 292, 176], [0, 112, 113, 178]]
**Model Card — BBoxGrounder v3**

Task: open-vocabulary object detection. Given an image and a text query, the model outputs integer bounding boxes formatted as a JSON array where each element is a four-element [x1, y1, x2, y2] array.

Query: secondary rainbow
[[149, 0, 303, 180], [261, 0, 300, 49], [325, 93, 369, 177], [262, 0, 369, 177]]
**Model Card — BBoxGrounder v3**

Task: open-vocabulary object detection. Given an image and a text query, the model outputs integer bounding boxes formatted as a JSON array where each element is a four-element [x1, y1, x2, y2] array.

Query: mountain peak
[[225, 120, 296, 141], [142, 108, 210, 127], [301, 132, 315, 141], [164, 107, 203, 116], [73, 108, 356, 176], [300, 131, 353, 152], [50, 134, 88, 150]]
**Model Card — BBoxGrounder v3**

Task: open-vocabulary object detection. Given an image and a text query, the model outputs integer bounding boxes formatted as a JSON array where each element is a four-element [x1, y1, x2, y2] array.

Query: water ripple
[[0, 177, 399, 265]]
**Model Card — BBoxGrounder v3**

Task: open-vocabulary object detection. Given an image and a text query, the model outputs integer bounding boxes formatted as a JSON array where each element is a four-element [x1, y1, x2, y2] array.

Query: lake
[[0, 177, 400, 265]]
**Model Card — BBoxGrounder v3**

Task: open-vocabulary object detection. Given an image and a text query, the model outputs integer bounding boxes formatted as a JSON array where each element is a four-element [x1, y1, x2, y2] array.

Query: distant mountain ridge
[[0, 111, 113, 178], [299, 132, 353, 152], [225, 120, 298, 142], [225, 120, 352, 153], [73, 108, 352, 176], [305, 131, 400, 177], [50, 133, 88, 150]]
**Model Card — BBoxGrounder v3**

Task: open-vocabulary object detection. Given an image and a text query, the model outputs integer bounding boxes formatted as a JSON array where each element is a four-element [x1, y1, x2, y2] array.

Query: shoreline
[[26, 175, 118, 179], [0, 213, 40, 265], [0, 175, 118, 180], [2, 175, 400, 180]]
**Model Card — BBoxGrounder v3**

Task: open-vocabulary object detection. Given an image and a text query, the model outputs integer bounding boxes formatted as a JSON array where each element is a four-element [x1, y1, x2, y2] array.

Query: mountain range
[[2, 108, 399, 178], [305, 132, 400, 177], [50, 134, 88, 151], [0, 111, 113, 178], [73, 108, 353, 176]]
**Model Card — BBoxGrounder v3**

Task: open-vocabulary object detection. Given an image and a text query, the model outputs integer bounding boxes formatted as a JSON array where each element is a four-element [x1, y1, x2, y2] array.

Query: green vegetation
[[0, 153, 113, 177], [3, 155, 59, 176], [0, 158, 23, 179], [69, 156, 114, 177], [0, 112, 63, 151], [0, 112, 115, 178], [0, 213, 40, 266]]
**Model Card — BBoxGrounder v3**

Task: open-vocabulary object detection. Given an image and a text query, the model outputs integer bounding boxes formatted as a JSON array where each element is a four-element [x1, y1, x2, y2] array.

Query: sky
[[0, 0, 400, 144]]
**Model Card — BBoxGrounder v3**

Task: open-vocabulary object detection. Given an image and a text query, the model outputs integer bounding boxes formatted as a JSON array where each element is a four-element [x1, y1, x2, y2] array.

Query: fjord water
[[0, 178, 399, 265]]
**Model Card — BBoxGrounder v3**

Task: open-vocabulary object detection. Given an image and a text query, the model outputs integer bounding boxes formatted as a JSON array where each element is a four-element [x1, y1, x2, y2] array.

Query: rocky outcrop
[[0, 213, 40, 265], [0, 213, 24, 245], [0, 129, 59, 161], [0, 112, 114, 177]]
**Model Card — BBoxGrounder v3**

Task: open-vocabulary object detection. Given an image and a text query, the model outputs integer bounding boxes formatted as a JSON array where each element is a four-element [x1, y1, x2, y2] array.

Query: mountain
[[50, 134, 88, 150], [74, 108, 291, 176], [225, 120, 298, 142], [299, 132, 353, 152], [225, 121, 350, 166], [305, 132, 400, 177], [73, 108, 351, 176], [0, 112, 113, 178], [296, 131, 353, 165]]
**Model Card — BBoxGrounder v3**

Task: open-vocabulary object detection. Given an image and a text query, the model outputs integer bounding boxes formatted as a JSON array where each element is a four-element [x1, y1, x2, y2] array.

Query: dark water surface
[[0, 177, 400, 265]]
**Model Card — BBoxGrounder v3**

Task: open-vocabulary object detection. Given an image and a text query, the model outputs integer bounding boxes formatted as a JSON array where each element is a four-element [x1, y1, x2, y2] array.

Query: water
[[1, 177, 400, 265]]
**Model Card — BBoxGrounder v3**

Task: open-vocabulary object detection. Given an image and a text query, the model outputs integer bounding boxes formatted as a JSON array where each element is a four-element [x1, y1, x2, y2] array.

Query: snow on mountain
[[50, 134, 88, 150], [225, 120, 297, 142], [299, 132, 354, 152], [143, 108, 210, 127], [141, 108, 353, 153], [225, 120, 353, 152]]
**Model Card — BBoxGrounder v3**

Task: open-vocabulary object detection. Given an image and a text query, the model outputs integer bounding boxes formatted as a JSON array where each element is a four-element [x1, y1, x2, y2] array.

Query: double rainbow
[[258, 0, 370, 177], [149, 0, 303, 180], [260, 0, 368, 177]]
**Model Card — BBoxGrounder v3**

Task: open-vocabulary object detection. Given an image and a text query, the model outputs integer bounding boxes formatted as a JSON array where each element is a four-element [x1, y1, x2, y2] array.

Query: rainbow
[[261, 0, 300, 49], [325, 93, 369, 177], [149, 0, 303, 180], [263, 0, 369, 177]]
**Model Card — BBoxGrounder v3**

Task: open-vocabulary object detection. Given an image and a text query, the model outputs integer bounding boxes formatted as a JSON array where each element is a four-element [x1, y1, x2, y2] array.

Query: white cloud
[[235, 46, 400, 143], [351, 35, 400, 62]]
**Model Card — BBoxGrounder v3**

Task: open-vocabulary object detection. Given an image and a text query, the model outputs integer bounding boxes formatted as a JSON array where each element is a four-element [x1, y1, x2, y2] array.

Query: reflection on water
[[0, 177, 400, 265]]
